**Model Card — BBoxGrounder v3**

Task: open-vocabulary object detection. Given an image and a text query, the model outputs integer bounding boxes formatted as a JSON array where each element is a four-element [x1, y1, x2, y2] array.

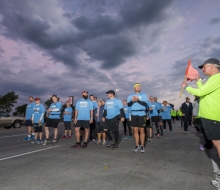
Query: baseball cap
[[81, 90, 88, 95], [106, 90, 115, 95], [198, 58, 220, 69], [35, 97, 41, 101]]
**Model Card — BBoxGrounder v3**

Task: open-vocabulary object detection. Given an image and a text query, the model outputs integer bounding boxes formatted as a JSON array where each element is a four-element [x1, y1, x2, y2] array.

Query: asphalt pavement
[[0, 121, 219, 190]]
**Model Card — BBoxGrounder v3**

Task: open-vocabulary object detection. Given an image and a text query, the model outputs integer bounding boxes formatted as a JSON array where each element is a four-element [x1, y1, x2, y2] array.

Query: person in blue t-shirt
[[71, 90, 93, 149], [62, 101, 73, 139], [154, 97, 163, 134], [127, 83, 151, 153], [95, 99, 106, 145], [31, 97, 45, 144], [89, 94, 98, 141], [23, 96, 35, 141], [102, 90, 125, 149], [161, 101, 174, 134], [149, 96, 162, 138], [43, 94, 62, 145], [122, 100, 132, 139]]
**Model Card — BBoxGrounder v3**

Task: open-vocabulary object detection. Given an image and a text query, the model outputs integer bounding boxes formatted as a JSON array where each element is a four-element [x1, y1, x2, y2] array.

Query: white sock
[[32, 133, 35, 136]]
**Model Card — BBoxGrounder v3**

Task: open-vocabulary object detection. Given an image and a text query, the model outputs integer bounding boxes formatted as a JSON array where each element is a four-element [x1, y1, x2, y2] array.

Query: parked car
[[0, 111, 24, 129]]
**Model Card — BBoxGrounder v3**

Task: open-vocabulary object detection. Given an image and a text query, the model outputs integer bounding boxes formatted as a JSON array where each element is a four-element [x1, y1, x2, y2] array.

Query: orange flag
[[185, 59, 199, 81]]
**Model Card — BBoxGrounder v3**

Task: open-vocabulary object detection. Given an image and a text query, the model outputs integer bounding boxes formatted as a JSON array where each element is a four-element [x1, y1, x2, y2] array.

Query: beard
[[82, 95, 88, 99]]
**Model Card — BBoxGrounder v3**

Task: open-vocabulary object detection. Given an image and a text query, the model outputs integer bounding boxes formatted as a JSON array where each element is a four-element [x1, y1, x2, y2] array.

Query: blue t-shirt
[[123, 106, 130, 119], [33, 104, 45, 124], [48, 102, 62, 119], [156, 102, 163, 116], [150, 102, 160, 117], [161, 105, 172, 120], [63, 107, 73, 122], [104, 98, 123, 119], [127, 93, 151, 116], [75, 99, 93, 120], [25, 102, 35, 120]]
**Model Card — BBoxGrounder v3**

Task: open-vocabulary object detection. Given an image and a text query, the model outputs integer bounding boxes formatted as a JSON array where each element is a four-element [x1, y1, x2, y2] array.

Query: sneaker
[[122, 135, 127, 139], [71, 143, 81, 148], [81, 142, 87, 148], [52, 139, 57, 144], [42, 139, 51, 146], [211, 179, 220, 188], [23, 136, 31, 141], [127, 136, 132, 140], [149, 138, 153, 142], [147, 137, 150, 142], [30, 135, 35, 139], [169, 131, 172, 135], [199, 144, 205, 151], [213, 171, 220, 177], [92, 139, 96, 142], [133, 145, 139, 153], [112, 143, 118, 150], [102, 140, 106, 145], [36, 140, 43, 144], [140, 146, 145, 153], [157, 134, 160, 138], [30, 139, 36, 144], [61, 135, 66, 138], [96, 140, 102, 145], [106, 140, 114, 147], [67, 136, 71, 138]]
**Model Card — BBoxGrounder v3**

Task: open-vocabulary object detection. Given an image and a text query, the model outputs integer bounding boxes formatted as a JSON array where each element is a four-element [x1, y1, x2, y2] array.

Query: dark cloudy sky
[[0, 0, 220, 109]]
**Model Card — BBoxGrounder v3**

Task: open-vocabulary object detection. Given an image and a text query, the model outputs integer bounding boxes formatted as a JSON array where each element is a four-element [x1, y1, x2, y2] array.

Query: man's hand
[[132, 96, 138, 102], [74, 119, 77, 124], [121, 118, 125, 122], [149, 107, 152, 110], [195, 74, 201, 82], [102, 117, 105, 122], [38, 120, 41, 124], [90, 118, 93, 124], [181, 82, 188, 89], [146, 117, 149, 120]]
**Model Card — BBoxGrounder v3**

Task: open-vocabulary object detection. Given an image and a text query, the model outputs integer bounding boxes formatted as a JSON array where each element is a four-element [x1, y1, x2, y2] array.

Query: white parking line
[[0, 134, 27, 139], [0, 145, 61, 161]]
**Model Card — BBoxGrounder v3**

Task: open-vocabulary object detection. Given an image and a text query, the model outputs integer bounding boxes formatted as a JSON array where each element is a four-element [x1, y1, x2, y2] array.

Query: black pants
[[179, 116, 184, 127], [90, 118, 96, 140], [196, 118, 213, 149], [151, 116, 160, 135], [122, 119, 132, 136], [162, 119, 172, 131], [183, 116, 189, 131]]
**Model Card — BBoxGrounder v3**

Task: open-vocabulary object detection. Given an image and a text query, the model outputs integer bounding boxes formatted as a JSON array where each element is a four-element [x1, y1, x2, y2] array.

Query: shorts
[[104, 116, 119, 133], [64, 121, 71, 130], [25, 119, 33, 127], [33, 123, 43, 133], [45, 118, 60, 128], [96, 122, 104, 133], [201, 118, 220, 140], [75, 120, 90, 129], [146, 118, 152, 128], [130, 115, 146, 128]]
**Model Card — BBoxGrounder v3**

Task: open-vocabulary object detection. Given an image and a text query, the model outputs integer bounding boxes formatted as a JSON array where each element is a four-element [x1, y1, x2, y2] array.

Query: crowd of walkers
[[22, 57, 220, 188]]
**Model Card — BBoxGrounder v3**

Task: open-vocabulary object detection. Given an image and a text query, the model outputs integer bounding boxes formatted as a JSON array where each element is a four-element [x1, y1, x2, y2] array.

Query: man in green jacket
[[181, 58, 220, 188]]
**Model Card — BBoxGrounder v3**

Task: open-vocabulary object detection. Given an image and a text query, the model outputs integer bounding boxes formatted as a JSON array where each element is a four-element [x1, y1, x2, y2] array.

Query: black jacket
[[181, 102, 193, 117]]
